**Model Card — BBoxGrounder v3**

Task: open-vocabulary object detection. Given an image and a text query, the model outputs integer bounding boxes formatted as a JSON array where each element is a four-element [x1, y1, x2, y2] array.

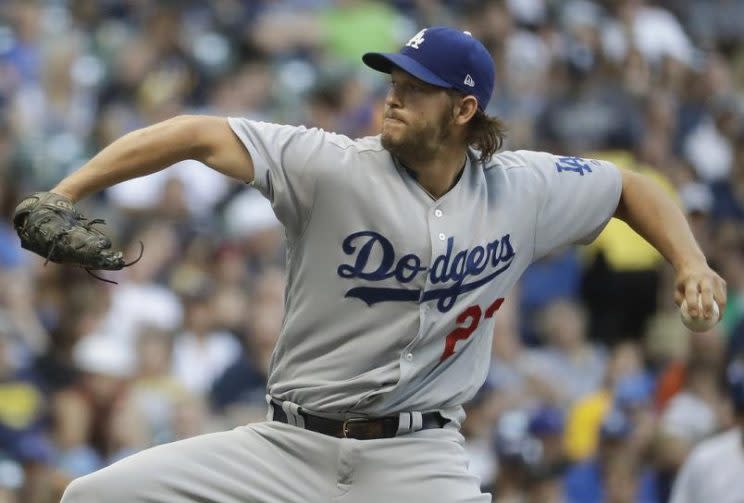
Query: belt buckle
[[342, 417, 370, 438]]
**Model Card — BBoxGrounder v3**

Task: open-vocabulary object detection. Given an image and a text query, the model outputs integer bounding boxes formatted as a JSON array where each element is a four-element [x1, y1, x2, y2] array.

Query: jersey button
[[405, 353, 413, 361], [438, 233, 446, 241], [434, 209, 443, 218]]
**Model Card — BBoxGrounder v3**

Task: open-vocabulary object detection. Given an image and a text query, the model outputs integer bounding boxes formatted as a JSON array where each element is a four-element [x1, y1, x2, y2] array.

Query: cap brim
[[362, 52, 453, 89]]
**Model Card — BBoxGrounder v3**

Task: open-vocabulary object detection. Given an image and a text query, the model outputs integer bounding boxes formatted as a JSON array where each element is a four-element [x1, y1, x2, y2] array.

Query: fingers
[[674, 288, 684, 307], [713, 275, 727, 316], [684, 278, 700, 318], [676, 269, 728, 321], [699, 278, 715, 319]]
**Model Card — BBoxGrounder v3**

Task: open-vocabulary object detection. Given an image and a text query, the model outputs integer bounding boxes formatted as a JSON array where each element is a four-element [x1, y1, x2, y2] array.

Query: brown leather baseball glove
[[13, 192, 141, 282]]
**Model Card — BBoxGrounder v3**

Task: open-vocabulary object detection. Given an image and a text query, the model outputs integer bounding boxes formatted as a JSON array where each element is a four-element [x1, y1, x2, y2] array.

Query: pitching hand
[[674, 261, 727, 321]]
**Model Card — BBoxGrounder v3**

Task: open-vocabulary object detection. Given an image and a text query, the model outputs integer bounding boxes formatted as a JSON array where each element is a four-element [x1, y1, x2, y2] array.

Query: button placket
[[420, 203, 447, 360]]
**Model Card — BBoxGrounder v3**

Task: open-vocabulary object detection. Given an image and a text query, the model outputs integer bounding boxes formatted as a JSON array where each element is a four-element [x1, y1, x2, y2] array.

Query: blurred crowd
[[0, 0, 743, 502]]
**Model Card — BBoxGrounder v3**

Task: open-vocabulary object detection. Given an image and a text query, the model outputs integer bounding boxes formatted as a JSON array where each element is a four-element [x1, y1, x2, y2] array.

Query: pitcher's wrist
[[50, 184, 82, 204], [672, 250, 707, 273]]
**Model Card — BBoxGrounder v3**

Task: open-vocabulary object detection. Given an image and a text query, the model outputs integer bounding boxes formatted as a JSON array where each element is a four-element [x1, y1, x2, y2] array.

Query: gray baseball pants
[[60, 420, 489, 502]]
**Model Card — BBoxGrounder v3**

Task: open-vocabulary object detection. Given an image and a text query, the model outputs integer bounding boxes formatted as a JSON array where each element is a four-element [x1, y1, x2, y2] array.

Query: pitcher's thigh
[[347, 430, 491, 503], [61, 422, 334, 503]]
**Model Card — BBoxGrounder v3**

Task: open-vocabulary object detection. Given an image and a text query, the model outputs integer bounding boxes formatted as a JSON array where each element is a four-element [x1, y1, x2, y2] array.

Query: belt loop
[[282, 401, 305, 428], [396, 412, 412, 435], [281, 402, 295, 426], [265, 395, 274, 421], [411, 412, 423, 432]]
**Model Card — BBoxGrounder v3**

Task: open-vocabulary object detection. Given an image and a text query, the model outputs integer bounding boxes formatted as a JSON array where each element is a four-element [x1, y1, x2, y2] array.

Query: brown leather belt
[[270, 402, 449, 440]]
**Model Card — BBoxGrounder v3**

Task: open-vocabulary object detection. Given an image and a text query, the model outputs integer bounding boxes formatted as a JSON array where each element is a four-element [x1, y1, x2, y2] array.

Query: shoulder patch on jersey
[[554, 156, 601, 176]]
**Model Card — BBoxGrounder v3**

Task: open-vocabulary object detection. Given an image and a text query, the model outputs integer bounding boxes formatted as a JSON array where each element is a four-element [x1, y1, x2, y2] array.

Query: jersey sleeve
[[526, 152, 623, 259], [228, 118, 328, 236]]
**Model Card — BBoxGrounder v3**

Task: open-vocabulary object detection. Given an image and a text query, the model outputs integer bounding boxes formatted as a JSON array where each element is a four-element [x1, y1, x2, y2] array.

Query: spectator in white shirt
[[171, 285, 240, 395], [670, 356, 744, 503]]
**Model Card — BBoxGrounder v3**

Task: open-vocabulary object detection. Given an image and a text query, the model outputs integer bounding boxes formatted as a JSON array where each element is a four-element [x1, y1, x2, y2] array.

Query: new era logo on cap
[[362, 26, 496, 111]]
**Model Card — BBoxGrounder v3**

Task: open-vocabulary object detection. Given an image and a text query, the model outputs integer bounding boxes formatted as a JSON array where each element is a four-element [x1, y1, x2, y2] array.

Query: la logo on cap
[[406, 29, 427, 49], [464, 74, 475, 87]]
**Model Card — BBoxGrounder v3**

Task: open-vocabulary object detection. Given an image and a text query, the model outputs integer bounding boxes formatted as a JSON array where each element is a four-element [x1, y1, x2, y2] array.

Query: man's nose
[[385, 87, 402, 108]]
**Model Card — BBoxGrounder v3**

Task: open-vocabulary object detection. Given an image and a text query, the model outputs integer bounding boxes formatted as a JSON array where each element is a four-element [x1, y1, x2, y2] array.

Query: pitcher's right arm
[[52, 115, 253, 203]]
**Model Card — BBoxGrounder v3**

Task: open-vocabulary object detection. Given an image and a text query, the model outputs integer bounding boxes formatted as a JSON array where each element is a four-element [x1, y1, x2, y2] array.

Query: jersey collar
[[393, 155, 469, 201]]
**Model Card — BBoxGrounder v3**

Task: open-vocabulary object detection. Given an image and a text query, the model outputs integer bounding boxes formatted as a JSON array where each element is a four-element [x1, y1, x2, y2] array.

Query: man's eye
[[389, 81, 423, 94]]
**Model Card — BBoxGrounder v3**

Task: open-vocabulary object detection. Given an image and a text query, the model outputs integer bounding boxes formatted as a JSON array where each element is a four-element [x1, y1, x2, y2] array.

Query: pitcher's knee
[[61, 474, 101, 503]]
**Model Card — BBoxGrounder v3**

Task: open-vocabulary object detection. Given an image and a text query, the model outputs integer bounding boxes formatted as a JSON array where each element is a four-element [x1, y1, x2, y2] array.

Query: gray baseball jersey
[[60, 122, 623, 503], [228, 117, 622, 419]]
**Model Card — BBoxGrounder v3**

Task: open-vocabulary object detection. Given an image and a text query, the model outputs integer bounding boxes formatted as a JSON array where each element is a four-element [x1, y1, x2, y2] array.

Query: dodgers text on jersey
[[337, 231, 515, 312]]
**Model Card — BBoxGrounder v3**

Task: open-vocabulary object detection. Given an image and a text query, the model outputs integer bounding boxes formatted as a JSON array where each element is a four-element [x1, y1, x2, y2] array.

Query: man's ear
[[454, 95, 478, 126]]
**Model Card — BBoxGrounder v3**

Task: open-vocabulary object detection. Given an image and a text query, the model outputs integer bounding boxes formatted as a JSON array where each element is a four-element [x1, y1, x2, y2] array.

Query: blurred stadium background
[[0, 0, 743, 501]]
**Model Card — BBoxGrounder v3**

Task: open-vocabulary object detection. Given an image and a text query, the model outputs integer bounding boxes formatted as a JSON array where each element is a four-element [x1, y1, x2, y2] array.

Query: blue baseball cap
[[528, 405, 565, 436], [363, 26, 495, 111]]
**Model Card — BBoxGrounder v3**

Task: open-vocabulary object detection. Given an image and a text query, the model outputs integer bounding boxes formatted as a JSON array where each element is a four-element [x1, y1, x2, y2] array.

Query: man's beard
[[381, 110, 454, 163]]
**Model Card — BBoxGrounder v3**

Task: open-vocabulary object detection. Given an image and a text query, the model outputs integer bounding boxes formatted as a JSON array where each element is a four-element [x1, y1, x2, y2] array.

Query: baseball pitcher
[[15, 27, 725, 502]]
